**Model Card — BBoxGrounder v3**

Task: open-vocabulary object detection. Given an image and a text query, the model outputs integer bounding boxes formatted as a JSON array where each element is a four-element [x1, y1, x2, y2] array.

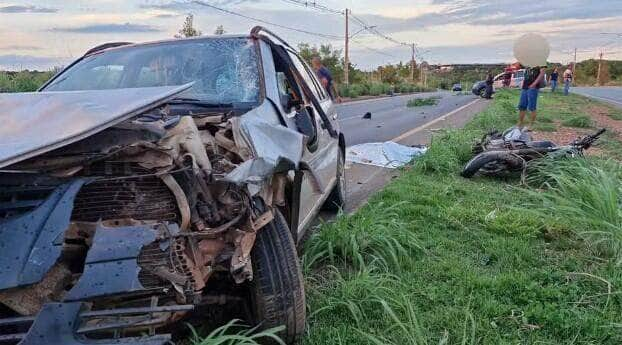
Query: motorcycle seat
[[528, 140, 556, 148]]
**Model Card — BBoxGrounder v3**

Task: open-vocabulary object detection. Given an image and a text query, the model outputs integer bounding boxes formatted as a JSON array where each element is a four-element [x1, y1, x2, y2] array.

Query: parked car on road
[[472, 80, 492, 97], [0, 26, 345, 345], [493, 69, 525, 89], [452, 83, 462, 92]]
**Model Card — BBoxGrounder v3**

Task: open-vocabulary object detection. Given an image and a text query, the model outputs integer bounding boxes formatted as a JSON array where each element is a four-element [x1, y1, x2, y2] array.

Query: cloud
[[0, 45, 41, 51], [0, 5, 58, 13], [51, 23, 161, 34], [0, 54, 63, 71], [140, 0, 259, 12], [153, 13, 180, 18]]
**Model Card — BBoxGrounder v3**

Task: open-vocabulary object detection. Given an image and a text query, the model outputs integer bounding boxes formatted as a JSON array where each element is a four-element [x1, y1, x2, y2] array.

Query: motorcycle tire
[[461, 151, 522, 178]]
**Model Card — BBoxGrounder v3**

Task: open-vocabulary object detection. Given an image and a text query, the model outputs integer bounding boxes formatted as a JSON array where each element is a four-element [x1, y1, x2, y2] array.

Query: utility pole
[[410, 43, 416, 82], [344, 8, 349, 86], [573, 48, 577, 86], [597, 50, 603, 85]]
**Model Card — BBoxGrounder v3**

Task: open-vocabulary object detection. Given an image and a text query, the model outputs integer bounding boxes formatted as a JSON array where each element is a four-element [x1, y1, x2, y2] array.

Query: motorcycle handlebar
[[576, 128, 606, 148]]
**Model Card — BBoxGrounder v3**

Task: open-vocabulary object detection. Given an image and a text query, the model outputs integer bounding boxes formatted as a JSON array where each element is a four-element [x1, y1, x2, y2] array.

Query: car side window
[[287, 52, 326, 101]]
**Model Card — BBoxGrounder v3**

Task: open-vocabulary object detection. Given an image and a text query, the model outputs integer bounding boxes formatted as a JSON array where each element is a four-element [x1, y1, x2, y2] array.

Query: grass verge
[[407, 96, 440, 107], [303, 89, 622, 344]]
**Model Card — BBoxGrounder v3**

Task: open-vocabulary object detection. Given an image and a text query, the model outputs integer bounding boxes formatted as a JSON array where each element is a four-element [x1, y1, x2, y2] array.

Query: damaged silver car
[[0, 27, 345, 345]]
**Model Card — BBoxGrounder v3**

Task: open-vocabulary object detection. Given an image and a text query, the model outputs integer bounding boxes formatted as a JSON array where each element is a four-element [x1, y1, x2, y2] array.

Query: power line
[[278, 0, 414, 49], [350, 13, 410, 47], [279, 0, 344, 15], [352, 40, 400, 59], [192, 0, 343, 40]]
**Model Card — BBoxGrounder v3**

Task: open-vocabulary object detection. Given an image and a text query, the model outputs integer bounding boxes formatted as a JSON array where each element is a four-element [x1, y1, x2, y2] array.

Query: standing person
[[563, 65, 573, 96], [517, 65, 546, 129], [550, 67, 559, 92], [311, 56, 341, 103], [503, 66, 512, 87], [484, 70, 494, 99]]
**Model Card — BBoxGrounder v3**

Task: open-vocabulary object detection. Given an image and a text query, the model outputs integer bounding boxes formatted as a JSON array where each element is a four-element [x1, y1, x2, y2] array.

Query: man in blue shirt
[[312, 57, 341, 103], [517, 66, 546, 129]]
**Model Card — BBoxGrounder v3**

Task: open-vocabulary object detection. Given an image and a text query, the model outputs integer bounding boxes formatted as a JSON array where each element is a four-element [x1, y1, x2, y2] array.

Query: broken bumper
[[0, 302, 193, 345]]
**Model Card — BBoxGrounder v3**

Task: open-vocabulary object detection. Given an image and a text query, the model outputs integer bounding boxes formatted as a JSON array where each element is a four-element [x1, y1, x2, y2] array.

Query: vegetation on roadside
[[301, 89, 622, 344], [0, 70, 54, 92], [407, 96, 440, 107]]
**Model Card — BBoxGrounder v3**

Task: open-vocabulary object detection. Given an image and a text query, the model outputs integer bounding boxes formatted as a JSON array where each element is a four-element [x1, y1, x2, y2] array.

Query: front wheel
[[461, 151, 522, 178], [249, 209, 306, 344]]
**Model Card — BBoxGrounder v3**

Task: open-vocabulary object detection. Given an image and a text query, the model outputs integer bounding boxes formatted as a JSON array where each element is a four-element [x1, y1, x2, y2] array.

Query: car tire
[[323, 148, 346, 211], [479, 87, 487, 98], [249, 209, 306, 344]]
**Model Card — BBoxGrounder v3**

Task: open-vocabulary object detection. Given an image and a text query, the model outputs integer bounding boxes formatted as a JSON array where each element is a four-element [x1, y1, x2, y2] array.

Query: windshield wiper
[[168, 97, 234, 108]]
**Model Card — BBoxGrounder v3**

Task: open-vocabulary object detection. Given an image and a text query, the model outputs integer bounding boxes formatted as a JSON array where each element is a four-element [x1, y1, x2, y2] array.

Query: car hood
[[0, 84, 192, 169]]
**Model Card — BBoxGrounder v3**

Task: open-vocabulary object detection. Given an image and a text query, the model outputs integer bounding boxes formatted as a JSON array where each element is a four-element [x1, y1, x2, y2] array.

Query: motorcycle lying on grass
[[461, 127, 606, 178]]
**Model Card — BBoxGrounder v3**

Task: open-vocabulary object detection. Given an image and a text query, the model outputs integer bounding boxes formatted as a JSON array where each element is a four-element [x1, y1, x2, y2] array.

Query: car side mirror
[[281, 94, 302, 112], [295, 107, 317, 144]]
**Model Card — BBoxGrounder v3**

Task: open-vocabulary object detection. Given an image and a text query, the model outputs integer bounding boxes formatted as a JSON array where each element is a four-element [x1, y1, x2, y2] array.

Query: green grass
[[188, 320, 285, 345], [562, 114, 593, 128], [407, 96, 440, 107], [609, 111, 622, 121], [303, 89, 622, 345]]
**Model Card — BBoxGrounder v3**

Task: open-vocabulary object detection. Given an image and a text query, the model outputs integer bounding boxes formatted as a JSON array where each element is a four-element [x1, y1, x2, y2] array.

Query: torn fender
[[224, 104, 304, 184]]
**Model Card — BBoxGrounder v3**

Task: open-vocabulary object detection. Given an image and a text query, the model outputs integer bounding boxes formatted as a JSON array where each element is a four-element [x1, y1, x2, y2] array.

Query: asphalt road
[[336, 91, 479, 146], [572, 87, 622, 108]]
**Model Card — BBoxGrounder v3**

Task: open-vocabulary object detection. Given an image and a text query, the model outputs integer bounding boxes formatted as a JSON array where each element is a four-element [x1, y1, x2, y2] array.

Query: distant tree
[[176, 14, 201, 38], [599, 61, 610, 86], [214, 25, 226, 35], [298, 43, 344, 83]]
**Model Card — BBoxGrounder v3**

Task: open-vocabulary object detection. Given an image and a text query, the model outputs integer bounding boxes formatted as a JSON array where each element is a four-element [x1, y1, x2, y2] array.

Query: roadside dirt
[[531, 104, 622, 157]]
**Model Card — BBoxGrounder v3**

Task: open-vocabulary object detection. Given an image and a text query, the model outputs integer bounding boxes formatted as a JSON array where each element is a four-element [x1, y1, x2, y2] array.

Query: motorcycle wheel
[[461, 151, 522, 178]]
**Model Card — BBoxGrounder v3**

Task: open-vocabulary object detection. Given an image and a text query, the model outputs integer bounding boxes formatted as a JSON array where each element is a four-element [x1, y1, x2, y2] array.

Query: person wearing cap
[[517, 65, 546, 129]]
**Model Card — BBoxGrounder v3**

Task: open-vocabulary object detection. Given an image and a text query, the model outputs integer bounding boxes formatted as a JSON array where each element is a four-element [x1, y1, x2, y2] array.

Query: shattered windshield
[[43, 38, 261, 104]]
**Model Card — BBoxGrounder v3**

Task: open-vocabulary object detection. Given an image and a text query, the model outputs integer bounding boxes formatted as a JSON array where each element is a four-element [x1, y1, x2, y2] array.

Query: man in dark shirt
[[550, 68, 559, 92], [312, 57, 341, 103], [517, 66, 546, 129], [484, 71, 494, 99]]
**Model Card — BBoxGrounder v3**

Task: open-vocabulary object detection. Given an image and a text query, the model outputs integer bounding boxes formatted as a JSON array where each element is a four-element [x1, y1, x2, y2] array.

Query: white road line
[[573, 91, 622, 107], [391, 98, 482, 143]]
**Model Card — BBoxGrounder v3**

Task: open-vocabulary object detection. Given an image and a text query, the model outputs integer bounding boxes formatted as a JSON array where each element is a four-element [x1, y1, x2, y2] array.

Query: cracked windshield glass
[[44, 38, 260, 104]]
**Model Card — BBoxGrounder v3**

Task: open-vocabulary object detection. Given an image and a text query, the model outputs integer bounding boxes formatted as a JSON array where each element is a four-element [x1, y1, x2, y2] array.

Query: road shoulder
[[344, 98, 489, 212]]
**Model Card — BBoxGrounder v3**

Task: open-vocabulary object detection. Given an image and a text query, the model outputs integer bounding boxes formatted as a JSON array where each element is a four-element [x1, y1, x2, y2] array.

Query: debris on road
[[346, 141, 427, 168], [362, 112, 372, 119]]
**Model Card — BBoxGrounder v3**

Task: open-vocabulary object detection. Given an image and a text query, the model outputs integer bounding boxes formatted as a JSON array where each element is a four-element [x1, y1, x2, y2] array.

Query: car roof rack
[[84, 42, 133, 56], [250, 26, 295, 51]]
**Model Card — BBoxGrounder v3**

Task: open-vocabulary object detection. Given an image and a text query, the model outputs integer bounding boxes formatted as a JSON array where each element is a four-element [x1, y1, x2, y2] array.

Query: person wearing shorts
[[518, 66, 546, 129]]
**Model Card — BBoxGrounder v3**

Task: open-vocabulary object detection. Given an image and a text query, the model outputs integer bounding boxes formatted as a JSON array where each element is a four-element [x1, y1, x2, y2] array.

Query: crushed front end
[[0, 95, 303, 344]]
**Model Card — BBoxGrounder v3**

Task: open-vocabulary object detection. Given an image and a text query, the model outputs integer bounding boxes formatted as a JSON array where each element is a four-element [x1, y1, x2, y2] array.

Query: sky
[[0, 0, 621, 70]]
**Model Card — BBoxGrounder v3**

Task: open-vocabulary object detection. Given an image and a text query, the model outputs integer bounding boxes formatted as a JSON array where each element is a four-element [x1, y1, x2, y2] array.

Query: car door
[[285, 51, 339, 235]]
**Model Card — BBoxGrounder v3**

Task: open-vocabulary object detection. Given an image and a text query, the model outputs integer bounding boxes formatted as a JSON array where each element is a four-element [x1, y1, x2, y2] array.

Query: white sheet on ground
[[346, 141, 427, 169]]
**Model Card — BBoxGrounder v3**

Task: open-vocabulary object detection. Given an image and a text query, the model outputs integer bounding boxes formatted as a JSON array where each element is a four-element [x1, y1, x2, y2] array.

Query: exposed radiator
[[71, 163, 179, 223]]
